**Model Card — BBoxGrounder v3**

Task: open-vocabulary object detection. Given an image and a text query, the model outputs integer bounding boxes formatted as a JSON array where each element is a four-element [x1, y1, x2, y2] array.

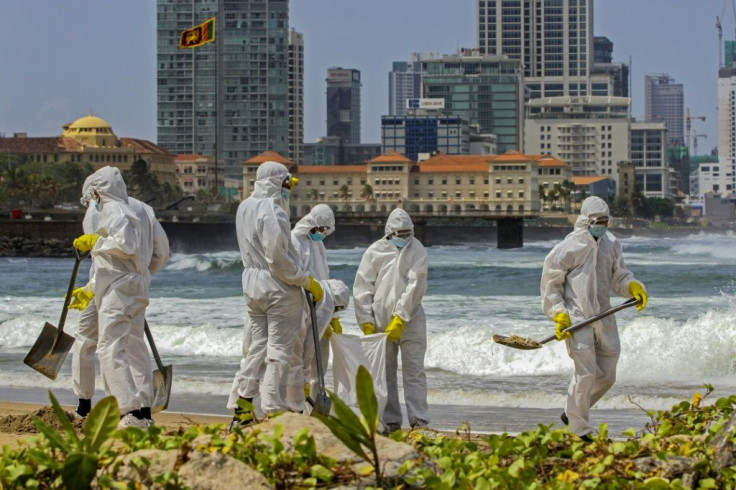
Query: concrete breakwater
[[0, 218, 713, 257]]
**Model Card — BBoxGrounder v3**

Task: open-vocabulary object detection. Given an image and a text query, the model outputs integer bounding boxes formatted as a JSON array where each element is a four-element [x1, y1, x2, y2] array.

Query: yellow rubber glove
[[385, 315, 407, 342], [303, 383, 311, 401], [553, 312, 572, 341], [360, 322, 376, 335], [73, 233, 99, 253], [290, 176, 299, 188], [628, 281, 648, 311], [305, 276, 324, 303], [68, 286, 94, 310], [330, 317, 343, 335]]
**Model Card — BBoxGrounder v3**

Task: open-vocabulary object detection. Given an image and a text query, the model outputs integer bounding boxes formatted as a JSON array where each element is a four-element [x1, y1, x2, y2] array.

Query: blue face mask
[[390, 236, 410, 249], [309, 231, 325, 241], [280, 188, 290, 201], [92, 198, 101, 211], [589, 224, 607, 238]]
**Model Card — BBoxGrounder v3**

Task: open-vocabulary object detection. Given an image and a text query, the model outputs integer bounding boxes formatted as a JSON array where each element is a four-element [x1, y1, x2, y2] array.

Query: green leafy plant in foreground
[[3, 391, 119, 489], [314, 364, 383, 485]]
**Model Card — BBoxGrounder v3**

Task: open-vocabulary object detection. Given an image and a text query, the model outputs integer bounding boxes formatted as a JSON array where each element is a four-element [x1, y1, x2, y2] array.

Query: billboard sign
[[406, 98, 445, 110]]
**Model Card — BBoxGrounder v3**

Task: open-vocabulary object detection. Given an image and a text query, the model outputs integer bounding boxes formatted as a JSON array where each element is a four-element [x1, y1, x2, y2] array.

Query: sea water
[[1, 231, 735, 434]]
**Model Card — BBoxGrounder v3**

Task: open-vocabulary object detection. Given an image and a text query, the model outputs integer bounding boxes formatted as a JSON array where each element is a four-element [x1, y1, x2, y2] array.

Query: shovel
[[144, 320, 173, 413], [305, 290, 332, 416], [24, 249, 86, 379], [493, 298, 638, 350]]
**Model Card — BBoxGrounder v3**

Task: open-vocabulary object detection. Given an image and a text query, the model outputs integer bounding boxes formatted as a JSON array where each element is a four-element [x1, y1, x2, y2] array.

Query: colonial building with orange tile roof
[[241, 150, 573, 218]]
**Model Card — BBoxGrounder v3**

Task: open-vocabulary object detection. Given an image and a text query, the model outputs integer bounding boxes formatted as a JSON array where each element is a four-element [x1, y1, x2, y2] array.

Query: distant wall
[[0, 219, 573, 254]]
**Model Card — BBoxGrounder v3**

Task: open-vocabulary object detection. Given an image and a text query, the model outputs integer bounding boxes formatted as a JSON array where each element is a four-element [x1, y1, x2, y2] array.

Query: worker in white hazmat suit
[[541, 196, 648, 438], [353, 208, 430, 433], [69, 191, 169, 423], [231, 161, 324, 425], [70, 166, 156, 429], [289, 204, 338, 406]]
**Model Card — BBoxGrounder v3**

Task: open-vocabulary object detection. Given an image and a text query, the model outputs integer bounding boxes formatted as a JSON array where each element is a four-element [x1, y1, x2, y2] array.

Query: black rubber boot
[[560, 412, 569, 425], [76, 398, 92, 417]]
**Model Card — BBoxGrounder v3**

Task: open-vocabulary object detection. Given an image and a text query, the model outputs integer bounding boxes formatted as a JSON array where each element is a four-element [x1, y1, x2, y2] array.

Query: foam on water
[[1, 232, 734, 411]]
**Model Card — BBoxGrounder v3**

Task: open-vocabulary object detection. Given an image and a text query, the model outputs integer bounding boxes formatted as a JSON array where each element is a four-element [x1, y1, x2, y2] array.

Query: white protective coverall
[[233, 161, 312, 414], [353, 208, 430, 429], [71, 197, 169, 405], [541, 196, 645, 436], [290, 204, 335, 403], [80, 167, 153, 416]]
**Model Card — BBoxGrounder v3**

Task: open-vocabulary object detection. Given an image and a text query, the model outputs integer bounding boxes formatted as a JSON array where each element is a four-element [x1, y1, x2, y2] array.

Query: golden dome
[[68, 114, 112, 130], [63, 112, 117, 147]]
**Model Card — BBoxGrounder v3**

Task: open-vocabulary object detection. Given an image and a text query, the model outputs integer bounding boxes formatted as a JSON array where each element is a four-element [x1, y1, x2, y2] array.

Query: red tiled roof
[[368, 151, 412, 163], [0, 136, 69, 153], [119, 138, 171, 155], [573, 176, 610, 185], [535, 155, 569, 167], [416, 154, 491, 173], [175, 154, 212, 161], [243, 151, 294, 165]]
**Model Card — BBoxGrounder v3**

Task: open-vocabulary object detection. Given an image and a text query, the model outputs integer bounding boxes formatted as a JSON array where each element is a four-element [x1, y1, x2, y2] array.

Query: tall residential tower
[[644, 74, 684, 147], [326, 67, 361, 145], [156, 0, 292, 178], [477, 0, 608, 98]]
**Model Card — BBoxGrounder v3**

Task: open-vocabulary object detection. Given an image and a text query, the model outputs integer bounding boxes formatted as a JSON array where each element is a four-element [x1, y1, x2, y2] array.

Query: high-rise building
[[156, 0, 291, 179], [288, 29, 304, 163], [630, 121, 670, 198], [388, 53, 441, 116], [326, 67, 361, 145], [592, 37, 629, 97], [477, 0, 602, 98], [388, 61, 420, 117], [524, 96, 630, 179], [644, 74, 684, 147], [421, 52, 524, 152], [716, 64, 736, 195]]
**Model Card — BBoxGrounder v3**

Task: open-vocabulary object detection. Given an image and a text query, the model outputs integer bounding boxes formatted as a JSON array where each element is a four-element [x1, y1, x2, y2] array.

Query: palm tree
[[338, 184, 350, 204], [538, 184, 548, 209], [360, 183, 374, 202]]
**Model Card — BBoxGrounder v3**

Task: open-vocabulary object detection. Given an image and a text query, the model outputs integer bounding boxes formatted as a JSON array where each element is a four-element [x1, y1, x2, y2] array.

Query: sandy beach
[[0, 399, 233, 449], [0, 387, 654, 451]]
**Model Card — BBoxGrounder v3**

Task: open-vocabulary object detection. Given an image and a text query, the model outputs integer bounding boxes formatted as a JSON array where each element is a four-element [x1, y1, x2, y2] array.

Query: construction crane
[[692, 131, 708, 157], [686, 108, 706, 156]]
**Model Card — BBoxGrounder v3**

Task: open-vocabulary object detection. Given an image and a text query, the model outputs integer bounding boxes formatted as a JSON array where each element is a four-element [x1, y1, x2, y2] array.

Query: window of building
[[455, 178, 461, 185]]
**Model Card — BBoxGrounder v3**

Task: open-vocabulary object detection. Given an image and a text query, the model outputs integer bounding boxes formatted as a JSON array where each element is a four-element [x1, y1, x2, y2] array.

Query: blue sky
[[0, 0, 729, 155]]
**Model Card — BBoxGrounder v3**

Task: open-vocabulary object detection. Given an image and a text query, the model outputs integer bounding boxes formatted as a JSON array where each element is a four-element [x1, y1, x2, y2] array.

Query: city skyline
[[0, 0, 728, 155]]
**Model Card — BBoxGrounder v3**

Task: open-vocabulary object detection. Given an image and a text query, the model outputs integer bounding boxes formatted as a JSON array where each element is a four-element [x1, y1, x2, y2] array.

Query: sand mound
[[0, 406, 84, 434]]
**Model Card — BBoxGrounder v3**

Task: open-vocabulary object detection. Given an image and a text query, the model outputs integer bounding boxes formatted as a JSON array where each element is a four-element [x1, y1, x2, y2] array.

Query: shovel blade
[[151, 364, 173, 414], [312, 392, 332, 417], [23, 322, 75, 380], [492, 334, 542, 350]]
